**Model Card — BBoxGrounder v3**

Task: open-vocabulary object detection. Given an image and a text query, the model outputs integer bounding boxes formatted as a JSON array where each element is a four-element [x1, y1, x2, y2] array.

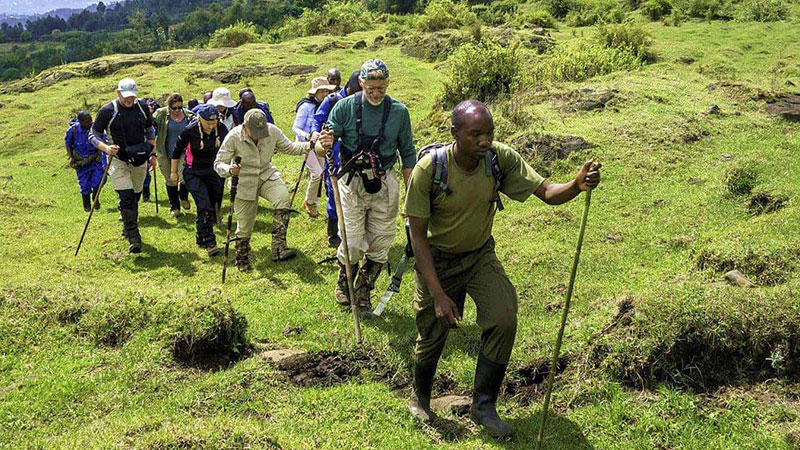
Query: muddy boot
[[470, 354, 514, 439], [327, 219, 341, 248], [235, 237, 252, 272], [197, 209, 219, 257], [335, 261, 358, 308], [354, 259, 383, 313], [82, 194, 91, 212], [408, 362, 437, 423], [271, 209, 297, 262], [302, 200, 319, 218], [120, 203, 142, 254]]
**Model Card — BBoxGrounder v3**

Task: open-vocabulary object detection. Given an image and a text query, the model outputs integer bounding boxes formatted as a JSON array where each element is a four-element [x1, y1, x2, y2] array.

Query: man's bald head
[[240, 91, 256, 110], [452, 100, 492, 131], [239, 87, 253, 99], [327, 68, 342, 88], [77, 111, 92, 129]]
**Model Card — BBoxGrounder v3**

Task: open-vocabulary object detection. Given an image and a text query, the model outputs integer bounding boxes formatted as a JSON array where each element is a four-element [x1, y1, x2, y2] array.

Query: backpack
[[295, 97, 320, 113], [106, 99, 148, 146], [417, 142, 505, 211], [106, 99, 151, 165]]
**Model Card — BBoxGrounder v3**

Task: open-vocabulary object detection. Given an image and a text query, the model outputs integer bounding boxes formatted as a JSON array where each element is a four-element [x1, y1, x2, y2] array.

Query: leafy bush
[[642, 0, 673, 20], [545, 0, 579, 18], [596, 23, 656, 62], [385, 13, 417, 35], [416, 0, 480, 32], [531, 40, 641, 84], [517, 9, 558, 28], [733, 0, 789, 21], [472, 0, 520, 25], [209, 21, 261, 48], [566, 0, 626, 26], [725, 161, 759, 195], [677, 0, 735, 20], [280, 1, 372, 39], [440, 40, 523, 108]]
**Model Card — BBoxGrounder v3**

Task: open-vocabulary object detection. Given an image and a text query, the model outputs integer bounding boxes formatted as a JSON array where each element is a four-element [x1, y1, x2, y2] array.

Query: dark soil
[[278, 349, 400, 388], [748, 192, 788, 215], [504, 355, 569, 406]]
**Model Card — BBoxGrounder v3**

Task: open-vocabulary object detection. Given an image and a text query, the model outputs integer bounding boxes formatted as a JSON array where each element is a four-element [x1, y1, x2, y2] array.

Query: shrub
[[440, 40, 523, 108], [416, 0, 480, 32], [733, 0, 789, 21], [209, 21, 261, 48], [280, 1, 372, 39], [724, 161, 759, 195], [385, 13, 417, 35], [566, 0, 626, 26], [595, 23, 656, 63], [642, 0, 673, 20], [677, 0, 735, 20], [531, 40, 641, 84], [545, 0, 579, 18], [517, 9, 558, 28]]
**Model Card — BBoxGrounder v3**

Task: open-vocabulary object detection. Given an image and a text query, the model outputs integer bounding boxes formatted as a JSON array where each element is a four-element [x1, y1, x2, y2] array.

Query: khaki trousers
[[234, 176, 290, 238], [108, 157, 147, 193], [336, 172, 399, 265]]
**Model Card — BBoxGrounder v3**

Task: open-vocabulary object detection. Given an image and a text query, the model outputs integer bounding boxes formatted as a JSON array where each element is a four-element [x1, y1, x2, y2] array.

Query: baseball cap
[[197, 104, 218, 121], [243, 109, 270, 140], [359, 59, 389, 81], [117, 78, 138, 97]]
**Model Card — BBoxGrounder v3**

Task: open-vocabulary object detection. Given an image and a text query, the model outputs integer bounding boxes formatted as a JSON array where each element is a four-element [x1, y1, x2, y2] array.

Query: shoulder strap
[[353, 92, 392, 139], [106, 100, 120, 144], [355, 92, 363, 136], [487, 147, 504, 211]]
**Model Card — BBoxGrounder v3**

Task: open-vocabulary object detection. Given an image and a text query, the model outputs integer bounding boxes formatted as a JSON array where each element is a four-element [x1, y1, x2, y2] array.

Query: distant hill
[[0, 4, 106, 27]]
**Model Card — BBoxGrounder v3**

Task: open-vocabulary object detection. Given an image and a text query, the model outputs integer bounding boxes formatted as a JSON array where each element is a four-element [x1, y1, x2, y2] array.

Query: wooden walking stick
[[323, 131, 362, 345], [75, 155, 114, 256], [221, 156, 243, 283], [535, 187, 593, 450], [287, 156, 307, 214], [151, 159, 159, 214]]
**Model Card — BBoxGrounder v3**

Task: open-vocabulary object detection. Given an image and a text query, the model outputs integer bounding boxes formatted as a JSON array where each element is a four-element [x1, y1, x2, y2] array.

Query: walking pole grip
[[535, 186, 593, 450]]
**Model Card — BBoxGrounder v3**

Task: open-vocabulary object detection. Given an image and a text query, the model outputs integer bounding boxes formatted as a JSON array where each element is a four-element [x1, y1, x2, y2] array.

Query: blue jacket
[[231, 101, 274, 126], [65, 119, 102, 158], [312, 87, 348, 133]]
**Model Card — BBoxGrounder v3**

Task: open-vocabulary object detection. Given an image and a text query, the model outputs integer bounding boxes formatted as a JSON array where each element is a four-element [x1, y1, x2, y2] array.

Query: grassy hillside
[[1, 17, 799, 449]]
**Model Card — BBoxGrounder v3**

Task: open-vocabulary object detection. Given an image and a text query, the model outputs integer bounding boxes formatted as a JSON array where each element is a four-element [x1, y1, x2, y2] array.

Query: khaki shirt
[[214, 124, 310, 201]]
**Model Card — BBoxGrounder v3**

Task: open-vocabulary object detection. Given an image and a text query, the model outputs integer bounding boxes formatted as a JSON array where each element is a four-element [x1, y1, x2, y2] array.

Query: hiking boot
[[408, 362, 437, 423], [121, 206, 142, 254], [171, 209, 181, 218], [141, 187, 150, 202], [235, 237, 252, 272], [166, 185, 181, 212], [271, 209, 297, 262], [207, 245, 220, 257], [355, 259, 383, 312], [302, 200, 319, 218], [82, 194, 91, 212], [327, 219, 341, 248], [335, 261, 357, 308], [470, 354, 514, 439], [181, 199, 191, 210]]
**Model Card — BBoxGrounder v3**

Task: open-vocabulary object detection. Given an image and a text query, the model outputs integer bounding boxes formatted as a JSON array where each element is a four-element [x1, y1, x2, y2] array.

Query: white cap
[[208, 87, 236, 108], [116, 78, 137, 97]]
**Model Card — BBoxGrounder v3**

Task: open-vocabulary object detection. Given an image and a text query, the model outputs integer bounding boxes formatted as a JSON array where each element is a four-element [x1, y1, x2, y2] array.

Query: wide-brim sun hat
[[208, 87, 236, 108]]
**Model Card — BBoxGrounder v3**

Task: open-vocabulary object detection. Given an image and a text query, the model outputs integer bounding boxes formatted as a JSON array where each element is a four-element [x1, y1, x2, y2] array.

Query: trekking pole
[[75, 155, 114, 256], [535, 186, 593, 450], [222, 156, 243, 283], [288, 156, 307, 214], [324, 132, 362, 345], [151, 159, 159, 214]]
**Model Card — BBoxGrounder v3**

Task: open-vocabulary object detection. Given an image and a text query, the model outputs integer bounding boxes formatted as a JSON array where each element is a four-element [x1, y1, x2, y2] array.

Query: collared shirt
[[214, 124, 310, 201]]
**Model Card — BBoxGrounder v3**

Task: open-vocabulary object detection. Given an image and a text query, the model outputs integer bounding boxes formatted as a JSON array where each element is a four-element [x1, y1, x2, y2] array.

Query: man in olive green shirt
[[320, 59, 416, 313], [404, 100, 601, 438]]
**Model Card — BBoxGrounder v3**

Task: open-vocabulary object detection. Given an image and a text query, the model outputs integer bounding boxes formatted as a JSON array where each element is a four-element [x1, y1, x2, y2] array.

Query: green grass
[[1, 18, 800, 449]]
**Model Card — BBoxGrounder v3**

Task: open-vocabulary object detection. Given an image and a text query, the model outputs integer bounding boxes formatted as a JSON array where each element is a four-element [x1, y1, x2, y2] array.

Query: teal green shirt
[[326, 95, 416, 170]]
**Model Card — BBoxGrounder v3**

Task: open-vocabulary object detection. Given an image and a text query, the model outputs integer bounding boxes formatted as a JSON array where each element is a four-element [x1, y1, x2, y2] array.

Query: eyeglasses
[[170, 106, 183, 111]]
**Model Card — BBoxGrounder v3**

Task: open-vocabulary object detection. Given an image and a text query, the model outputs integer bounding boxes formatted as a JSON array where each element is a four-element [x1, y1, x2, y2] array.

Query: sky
[[0, 0, 98, 16]]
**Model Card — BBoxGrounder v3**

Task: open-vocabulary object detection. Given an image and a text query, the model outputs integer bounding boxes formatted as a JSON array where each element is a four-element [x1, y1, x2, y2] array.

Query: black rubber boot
[[408, 363, 438, 423], [91, 188, 100, 209], [470, 354, 514, 439], [82, 194, 91, 212], [141, 186, 150, 203], [327, 219, 341, 248], [120, 204, 142, 254]]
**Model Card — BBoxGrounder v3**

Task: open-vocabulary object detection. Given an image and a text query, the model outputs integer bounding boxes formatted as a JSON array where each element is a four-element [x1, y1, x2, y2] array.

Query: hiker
[[214, 109, 323, 269], [172, 104, 229, 257], [327, 68, 342, 90], [139, 98, 160, 202], [319, 59, 416, 312], [231, 89, 275, 126], [404, 100, 601, 438], [153, 93, 194, 218], [187, 99, 199, 110], [89, 77, 157, 254], [66, 111, 106, 212], [207, 87, 237, 130], [313, 70, 363, 247], [293, 76, 336, 218]]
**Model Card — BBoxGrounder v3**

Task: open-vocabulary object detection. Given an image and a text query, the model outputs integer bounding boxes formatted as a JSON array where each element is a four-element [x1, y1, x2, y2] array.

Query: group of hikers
[[65, 58, 601, 439]]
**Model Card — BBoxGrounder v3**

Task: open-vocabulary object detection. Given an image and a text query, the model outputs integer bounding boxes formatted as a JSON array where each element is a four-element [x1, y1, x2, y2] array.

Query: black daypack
[[338, 92, 392, 194], [417, 142, 505, 211]]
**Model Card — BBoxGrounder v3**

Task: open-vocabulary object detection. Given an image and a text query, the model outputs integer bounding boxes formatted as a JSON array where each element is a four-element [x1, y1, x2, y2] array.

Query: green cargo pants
[[413, 237, 518, 366]]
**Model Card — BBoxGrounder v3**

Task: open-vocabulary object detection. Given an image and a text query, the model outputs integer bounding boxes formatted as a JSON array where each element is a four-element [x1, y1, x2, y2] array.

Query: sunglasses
[[170, 105, 183, 111]]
